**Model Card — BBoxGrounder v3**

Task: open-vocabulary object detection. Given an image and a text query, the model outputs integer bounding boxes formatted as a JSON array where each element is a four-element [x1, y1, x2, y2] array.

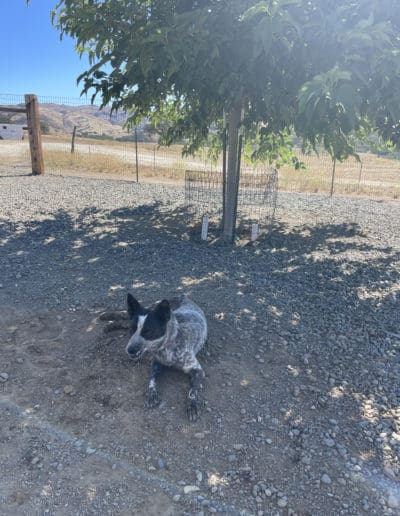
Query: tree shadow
[[0, 200, 399, 495]]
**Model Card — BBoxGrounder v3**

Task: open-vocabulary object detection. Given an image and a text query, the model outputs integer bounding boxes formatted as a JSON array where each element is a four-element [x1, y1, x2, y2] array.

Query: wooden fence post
[[25, 94, 45, 175], [71, 125, 77, 154]]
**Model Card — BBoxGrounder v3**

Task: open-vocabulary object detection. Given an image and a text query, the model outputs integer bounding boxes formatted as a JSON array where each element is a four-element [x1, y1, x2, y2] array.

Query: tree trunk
[[222, 102, 242, 241]]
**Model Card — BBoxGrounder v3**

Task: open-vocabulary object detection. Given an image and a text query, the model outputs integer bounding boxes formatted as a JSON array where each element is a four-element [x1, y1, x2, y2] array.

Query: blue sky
[[0, 1, 93, 101]]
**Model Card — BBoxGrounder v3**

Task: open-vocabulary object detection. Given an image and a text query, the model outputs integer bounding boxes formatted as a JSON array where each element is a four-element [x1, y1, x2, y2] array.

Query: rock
[[324, 438, 335, 447], [277, 497, 288, 508], [194, 432, 205, 439], [183, 485, 200, 495], [384, 467, 397, 480], [86, 447, 96, 455], [63, 385, 74, 394], [172, 494, 181, 502], [31, 456, 40, 465], [233, 444, 244, 450], [321, 474, 332, 485], [0, 372, 9, 382], [388, 494, 400, 509], [196, 470, 203, 483]]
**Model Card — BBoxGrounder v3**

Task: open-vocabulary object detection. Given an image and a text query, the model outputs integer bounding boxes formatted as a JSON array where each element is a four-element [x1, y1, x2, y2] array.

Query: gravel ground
[[0, 168, 399, 516]]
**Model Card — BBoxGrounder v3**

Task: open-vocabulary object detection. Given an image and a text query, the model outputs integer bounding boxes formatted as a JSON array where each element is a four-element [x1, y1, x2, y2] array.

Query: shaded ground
[[0, 171, 399, 515]]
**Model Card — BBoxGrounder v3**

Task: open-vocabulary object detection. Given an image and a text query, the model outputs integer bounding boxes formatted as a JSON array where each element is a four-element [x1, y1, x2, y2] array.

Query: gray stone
[[277, 497, 288, 508], [388, 494, 400, 509], [321, 474, 332, 485], [183, 485, 200, 495]]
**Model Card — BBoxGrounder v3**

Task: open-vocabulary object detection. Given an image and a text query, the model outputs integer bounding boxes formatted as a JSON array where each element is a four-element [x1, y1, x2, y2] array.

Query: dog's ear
[[154, 299, 171, 322], [127, 294, 141, 318]]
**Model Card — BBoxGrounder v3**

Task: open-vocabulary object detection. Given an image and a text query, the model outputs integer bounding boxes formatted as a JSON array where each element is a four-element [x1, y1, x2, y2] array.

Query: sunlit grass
[[1, 137, 399, 198]]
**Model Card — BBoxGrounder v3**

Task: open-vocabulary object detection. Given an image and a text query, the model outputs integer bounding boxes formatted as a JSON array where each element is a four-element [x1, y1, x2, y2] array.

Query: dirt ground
[[0, 171, 399, 516]]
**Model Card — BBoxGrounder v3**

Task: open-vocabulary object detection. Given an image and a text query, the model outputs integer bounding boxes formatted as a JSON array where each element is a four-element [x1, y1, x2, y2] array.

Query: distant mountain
[[2, 103, 144, 139]]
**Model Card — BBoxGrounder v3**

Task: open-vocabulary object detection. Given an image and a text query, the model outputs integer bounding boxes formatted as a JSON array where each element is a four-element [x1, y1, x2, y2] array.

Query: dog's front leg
[[147, 361, 164, 408], [187, 363, 205, 422]]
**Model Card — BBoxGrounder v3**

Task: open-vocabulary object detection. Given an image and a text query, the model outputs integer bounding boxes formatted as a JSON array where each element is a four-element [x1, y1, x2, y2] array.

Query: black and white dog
[[125, 293, 207, 422]]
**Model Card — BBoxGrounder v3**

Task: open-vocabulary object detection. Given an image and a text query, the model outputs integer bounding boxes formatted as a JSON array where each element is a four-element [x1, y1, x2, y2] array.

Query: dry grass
[[43, 148, 189, 181], [278, 152, 400, 199], [44, 149, 134, 175], [1, 137, 399, 198]]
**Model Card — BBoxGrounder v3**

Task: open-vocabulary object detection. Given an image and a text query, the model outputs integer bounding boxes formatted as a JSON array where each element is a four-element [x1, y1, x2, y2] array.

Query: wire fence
[[185, 168, 278, 235], [0, 93, 399, 199]]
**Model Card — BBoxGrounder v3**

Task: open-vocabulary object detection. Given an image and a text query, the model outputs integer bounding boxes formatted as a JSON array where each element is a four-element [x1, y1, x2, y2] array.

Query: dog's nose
[[127, 346, 138, 355], [126, 341, 142, 357]]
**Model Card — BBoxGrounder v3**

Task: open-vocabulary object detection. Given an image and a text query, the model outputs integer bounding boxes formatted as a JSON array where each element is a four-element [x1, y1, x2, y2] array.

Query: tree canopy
[[34, 0, 400, 238], [48, 0, 400, 160]]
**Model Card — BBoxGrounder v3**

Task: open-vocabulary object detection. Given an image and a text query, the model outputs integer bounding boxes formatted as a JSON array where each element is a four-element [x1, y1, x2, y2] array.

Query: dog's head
[[125, 294, 171, 360]]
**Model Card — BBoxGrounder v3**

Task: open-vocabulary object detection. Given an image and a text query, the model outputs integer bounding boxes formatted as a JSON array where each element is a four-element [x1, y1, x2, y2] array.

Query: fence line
[[0, 93, 399, 198]]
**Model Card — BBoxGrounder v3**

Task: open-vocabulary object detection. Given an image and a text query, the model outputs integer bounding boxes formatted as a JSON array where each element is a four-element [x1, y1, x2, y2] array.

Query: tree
[[40, 120, 51, 135], [39, 0, 400, 240]]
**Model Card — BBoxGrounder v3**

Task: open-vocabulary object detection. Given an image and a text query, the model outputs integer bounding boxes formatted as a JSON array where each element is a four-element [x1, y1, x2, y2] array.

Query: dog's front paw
[[147, 388, 160, 408], [187, 398, 201, 422]]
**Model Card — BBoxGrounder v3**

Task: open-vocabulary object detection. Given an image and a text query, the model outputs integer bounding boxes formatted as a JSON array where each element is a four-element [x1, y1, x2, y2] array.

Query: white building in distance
[[0, 123, 26, 140]]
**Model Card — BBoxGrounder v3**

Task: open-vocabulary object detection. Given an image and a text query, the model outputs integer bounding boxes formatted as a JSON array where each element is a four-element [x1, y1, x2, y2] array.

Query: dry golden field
[[1, 135, 399, 198]]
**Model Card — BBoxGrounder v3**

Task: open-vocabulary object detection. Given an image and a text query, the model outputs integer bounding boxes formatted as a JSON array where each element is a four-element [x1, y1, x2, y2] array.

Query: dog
[[123, 293, 208, 422]]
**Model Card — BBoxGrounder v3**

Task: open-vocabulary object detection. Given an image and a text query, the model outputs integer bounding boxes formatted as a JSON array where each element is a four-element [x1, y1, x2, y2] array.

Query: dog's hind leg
[[147, 361, 165, 408], [187, 361, 205, 422]]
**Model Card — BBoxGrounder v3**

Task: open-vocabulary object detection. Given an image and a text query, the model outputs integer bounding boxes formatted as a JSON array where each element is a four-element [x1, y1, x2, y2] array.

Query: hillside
[[2, 103, 137, 139]]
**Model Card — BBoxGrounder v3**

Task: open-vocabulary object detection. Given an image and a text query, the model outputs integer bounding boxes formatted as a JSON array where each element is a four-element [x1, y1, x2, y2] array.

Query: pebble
[[277, 497, 288, 508], [184, 485, 200, 495], [324, 438, 335, 447], [321, 474, 332, 485], [0, 372, 9, 382], [233, 444, 244, 450], [196, 470, 203, 483], [86, 447, 96, 455], [194, 432, 205, 439], [388, 494, 400, 509], [63, 385, 74, 394]]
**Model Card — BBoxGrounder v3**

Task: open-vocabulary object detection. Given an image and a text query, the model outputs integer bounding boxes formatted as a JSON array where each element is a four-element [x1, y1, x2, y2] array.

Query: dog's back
[[172, 294, 207, 356]]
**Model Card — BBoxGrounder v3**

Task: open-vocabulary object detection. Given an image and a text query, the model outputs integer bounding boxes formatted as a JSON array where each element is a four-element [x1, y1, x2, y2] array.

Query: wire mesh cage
[[185, 167, 278, 236]]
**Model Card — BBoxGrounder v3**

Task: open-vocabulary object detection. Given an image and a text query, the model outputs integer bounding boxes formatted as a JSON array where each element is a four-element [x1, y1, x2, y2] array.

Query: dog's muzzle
[[126, 338, 145, 361]]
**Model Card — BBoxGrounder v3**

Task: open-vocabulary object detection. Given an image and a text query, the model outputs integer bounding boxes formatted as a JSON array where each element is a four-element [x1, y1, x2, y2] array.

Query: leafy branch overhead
[[44, 0, 400, 162]]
